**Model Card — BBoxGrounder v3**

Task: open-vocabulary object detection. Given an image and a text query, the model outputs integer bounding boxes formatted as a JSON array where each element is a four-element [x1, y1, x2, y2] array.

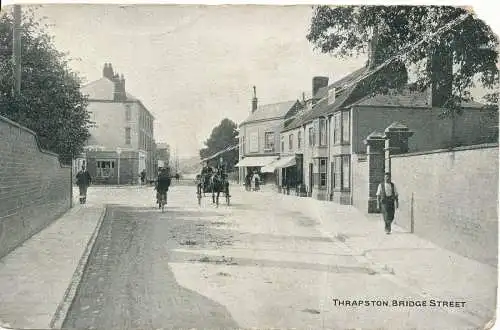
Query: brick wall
[[352, 106, 498, 154], [0, 115, 71, 259], [391, 144, 498, 266]]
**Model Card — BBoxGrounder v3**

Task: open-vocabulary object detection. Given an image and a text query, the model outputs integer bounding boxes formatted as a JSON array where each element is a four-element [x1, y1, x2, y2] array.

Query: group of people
[[76, 163, 398, 235], [196, 160, 229, 194], [245, 170, 261, 191]]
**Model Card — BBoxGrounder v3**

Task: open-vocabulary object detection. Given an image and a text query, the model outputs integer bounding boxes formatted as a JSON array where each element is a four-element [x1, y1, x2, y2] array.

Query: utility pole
[[12, 4, 22, 96]]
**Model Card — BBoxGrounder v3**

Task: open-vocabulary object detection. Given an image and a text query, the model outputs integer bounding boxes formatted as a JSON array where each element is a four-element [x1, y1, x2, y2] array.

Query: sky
[[12, 3, 500, 159], [28, 4, 370, 158]]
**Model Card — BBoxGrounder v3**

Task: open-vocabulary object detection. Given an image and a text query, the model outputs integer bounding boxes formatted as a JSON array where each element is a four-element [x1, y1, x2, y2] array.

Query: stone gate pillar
[[384, 122, 414, 174], [364, 131, 386, 213]]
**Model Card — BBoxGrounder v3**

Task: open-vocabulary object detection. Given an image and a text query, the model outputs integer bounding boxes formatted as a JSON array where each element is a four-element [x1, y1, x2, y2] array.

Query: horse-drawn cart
[[196, 173, 230, 207]]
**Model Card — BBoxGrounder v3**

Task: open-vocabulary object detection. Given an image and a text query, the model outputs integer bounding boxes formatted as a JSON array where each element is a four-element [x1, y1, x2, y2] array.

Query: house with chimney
[[279, 46, 497, 204], [236, 87, 301, 188], [77, 63, 157, 185]]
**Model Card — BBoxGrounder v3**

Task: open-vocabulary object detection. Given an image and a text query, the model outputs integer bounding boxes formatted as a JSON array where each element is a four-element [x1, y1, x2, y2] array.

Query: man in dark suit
[[377, 172, 399, 234], [76, 165, 92, 204]]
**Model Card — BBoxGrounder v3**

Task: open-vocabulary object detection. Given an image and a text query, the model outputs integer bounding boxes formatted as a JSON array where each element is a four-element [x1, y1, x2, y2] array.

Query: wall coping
[[391, 143, 499, 158], [0, 115, 70, 168]]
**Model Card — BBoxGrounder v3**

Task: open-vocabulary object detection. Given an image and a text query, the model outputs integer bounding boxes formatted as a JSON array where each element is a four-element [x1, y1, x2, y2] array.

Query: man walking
[[376, 172, 398, 234], [76, 165, 92, 204]]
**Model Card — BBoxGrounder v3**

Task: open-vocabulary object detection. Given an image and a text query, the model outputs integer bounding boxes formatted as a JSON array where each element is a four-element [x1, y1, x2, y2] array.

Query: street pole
[[13, 4, 22, 96], [116, 148, 122, 185]]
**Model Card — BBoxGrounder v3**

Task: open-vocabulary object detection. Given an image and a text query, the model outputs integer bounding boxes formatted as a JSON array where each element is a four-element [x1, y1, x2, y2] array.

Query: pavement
[[0, 181, 497, 329]]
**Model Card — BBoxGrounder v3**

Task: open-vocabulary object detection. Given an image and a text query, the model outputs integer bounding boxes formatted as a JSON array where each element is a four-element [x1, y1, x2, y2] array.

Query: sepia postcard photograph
[[0, 1, 498, 329]]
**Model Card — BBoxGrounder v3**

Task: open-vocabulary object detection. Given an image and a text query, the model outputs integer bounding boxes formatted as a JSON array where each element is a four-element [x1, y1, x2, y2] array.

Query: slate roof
[[314, 67, 368, 99], [281, 65, 489, 134], [81, 77, 138, 101], [240, 100, 297, 125]]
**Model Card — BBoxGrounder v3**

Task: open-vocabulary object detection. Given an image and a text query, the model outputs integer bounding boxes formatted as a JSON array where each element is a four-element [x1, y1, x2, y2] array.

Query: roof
[[282, 83, 359, 132], [350, 88, 488, 109], [240, 100, 297, 125], [315, 67, 368, 99], [81, 77, 138, 101]]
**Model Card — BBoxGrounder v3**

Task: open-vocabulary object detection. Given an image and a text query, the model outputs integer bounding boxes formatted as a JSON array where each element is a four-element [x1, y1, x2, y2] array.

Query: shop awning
[[234, 156, 278, 167], [261, 156, 296, 172], [261, 160, 279, 173]]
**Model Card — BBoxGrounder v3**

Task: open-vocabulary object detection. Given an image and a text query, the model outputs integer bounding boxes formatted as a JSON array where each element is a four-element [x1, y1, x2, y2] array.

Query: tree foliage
[[199, 118, 238, 169], [0, 7, 91, 164], [307, 6, 499, 108]]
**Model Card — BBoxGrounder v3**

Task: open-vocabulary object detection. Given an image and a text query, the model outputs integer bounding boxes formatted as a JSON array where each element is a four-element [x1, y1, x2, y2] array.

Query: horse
[[209, 172, 229, 206]]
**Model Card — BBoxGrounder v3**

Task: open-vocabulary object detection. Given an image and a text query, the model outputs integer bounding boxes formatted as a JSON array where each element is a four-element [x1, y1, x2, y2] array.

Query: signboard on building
[[249, 132, 259, 153]]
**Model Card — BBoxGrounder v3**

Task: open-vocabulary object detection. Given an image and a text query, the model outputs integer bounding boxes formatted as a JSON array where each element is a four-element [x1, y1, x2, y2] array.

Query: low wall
[[0, 115, 71, 259], [391, 143, 498, 266]]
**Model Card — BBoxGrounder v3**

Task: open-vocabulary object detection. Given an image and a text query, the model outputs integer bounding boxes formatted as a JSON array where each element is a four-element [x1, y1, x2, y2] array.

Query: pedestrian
[[140, 169, 146, 185], [376, 172, 399, 234], [251, 170, 260, 191], [245, 172, 252, 191], [76, 165, 92, 204]]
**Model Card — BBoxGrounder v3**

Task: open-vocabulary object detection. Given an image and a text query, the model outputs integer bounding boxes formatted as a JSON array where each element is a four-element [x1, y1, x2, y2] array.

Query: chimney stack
[[103, 63, 114, 79], [312, 76, 329, 101], [427, 44, 453, 108], [120, 74, 126, 99], [251, 86, 258, 113], [367, 25, 379, 69]]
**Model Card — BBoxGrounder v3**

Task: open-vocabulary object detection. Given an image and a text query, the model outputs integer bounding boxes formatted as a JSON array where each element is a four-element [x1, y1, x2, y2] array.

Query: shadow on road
[[62, 205, 240, 330]]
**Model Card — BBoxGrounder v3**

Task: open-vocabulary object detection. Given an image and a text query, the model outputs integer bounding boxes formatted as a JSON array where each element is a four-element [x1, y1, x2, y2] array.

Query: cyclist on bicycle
[[156, 167, 171, 207]]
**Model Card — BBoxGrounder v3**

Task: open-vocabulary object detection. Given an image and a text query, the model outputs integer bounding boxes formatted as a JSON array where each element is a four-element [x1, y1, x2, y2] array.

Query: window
[[319, 158, 327, 187], [332, 155, 351, 190], [125, 105, 132, 121], [333, 112, 341, 145], [333, 156, 342, 189], [264, 132, 275, 152], [96, 160, 115, 178], [289, 134, 293, 151], [297, 131, 302, 149], [342, 111, 350, 143], [342, 155, 350, 189], [319, 118, 327, 146], [308, 127, 314, 146], [249, 132, 259, 152], [281, 136, 284, 153], [125, 127, 131, 145]]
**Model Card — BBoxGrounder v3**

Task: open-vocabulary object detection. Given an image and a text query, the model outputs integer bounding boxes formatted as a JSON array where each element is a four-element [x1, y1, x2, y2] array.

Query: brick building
[[75, 63, 157, 184], [278, 53, 497, 204]]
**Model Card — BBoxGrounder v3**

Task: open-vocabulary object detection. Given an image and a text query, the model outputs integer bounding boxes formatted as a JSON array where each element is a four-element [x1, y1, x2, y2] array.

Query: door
[[309, 163, 313, 196]]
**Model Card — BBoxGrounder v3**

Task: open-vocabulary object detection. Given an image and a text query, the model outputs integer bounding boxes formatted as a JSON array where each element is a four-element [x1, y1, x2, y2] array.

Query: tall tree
[[0, 7, 91, 164], [199, 118, 238, 168], [307, 6, 499, 111]]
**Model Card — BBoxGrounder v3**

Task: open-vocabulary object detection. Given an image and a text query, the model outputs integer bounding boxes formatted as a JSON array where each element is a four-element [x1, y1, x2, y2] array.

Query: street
[[60, 181, 481, 329]]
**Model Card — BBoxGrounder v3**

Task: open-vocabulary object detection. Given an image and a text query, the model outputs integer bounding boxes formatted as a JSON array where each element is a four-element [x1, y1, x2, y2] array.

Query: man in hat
[[76, 164, 92, 204], [376, 172, 399, 234]]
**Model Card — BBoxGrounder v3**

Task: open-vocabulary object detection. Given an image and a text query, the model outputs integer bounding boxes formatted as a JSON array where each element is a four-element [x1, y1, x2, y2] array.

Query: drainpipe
[[326, 114, 332, 201]]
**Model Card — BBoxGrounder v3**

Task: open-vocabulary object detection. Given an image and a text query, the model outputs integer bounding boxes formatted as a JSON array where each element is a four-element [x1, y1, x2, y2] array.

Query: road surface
[[62, 182, 474, 329]]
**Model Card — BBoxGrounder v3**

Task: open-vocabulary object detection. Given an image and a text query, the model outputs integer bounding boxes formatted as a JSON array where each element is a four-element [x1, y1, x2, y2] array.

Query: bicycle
[[158, 190, 167, 212]]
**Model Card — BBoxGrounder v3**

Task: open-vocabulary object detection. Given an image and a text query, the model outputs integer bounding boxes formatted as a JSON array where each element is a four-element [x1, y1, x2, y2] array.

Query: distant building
[[156, 143, 171, 168], [75, 63, 156, 184], [236, 86, 300, 188]]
